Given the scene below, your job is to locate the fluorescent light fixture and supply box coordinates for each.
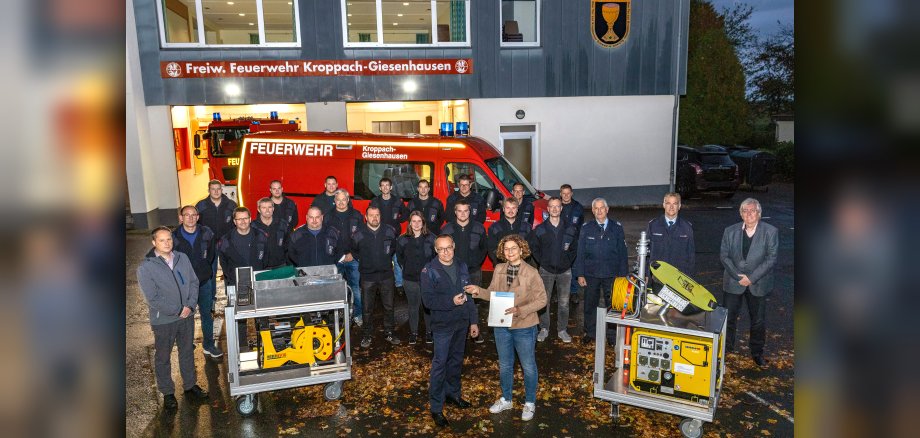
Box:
[398,13,403,17]
[238,13,246,16]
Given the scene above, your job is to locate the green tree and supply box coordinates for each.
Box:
[679,0,750,145]
[749,25,794,116]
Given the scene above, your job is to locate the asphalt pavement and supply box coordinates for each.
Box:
[125,183,794,437]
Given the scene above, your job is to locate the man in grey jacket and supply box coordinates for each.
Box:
[137,227,210,410]
[720,198,779,367]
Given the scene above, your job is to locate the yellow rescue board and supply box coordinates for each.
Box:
[649,261,717,312]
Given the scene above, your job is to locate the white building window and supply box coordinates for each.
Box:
[501,0,539,47]
[343,0,470,48]
[157,0,301,48]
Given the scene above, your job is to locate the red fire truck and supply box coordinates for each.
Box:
[194,112,300,202]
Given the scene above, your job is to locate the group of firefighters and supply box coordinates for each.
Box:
[137,174,777,426]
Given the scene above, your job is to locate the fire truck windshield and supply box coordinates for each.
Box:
[208,127,249,158]
[485,156,537,197]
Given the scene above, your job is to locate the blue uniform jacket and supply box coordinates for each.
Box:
[217,229,269,286]
[287,226,342,267]
[195,195,237,241]
[171,225,216,284]
[370,195,408,233]
[528,219,579,274]
[646,215,695,276]
[445,191,487,224]
[421,260,478,332]
[406,196,445,234]
[573,220,629,279]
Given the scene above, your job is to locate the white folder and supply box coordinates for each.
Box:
[488,291,515,327]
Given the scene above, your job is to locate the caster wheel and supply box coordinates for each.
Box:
[324,382,343,401]
[679,418,703,438]
[236,394,256,416]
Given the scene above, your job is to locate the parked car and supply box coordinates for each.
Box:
[675,145,740,198]
[728,149,776,191]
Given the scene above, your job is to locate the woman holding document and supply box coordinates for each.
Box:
[464,234,547,421]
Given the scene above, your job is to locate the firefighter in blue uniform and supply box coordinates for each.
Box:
[500,183,535,225]
[645,192,695,277]
[217,207,269,349]
[445,174,487,224]
[370,177,409,291]
[559,184,585,304]
[269,179,299,231]
[421,235,479,427]
[406,179,445,234]
[172,205,221,358]
[251,197,291,269]
[487,197,533,265]
[287,206,344,267]
[573,198,628,343]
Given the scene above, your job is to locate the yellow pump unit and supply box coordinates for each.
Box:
[629,328,723,406]
[259,317,334,369]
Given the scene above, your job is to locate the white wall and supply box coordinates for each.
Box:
[776,120,794,143]
[306,101,347,132]
[470,96,675,192]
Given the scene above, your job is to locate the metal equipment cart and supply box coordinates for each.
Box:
[593,305,728,438]
[225,265,352,416]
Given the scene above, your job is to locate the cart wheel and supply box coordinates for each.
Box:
[324,382,343,401]
[236,394,256,417]
[679,418,703,438]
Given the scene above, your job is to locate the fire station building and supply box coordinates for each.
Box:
[127,0,689,228]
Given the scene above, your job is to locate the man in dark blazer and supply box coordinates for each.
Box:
[720,198,779,367]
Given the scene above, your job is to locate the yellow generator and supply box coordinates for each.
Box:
[629,328,723,406]
[257,316,334,369]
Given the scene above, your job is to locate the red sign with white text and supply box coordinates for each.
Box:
[160,59,473,78]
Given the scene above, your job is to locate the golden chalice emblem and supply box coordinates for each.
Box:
[600,3,621,42]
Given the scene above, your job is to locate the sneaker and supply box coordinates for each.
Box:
[384,332,401,345]
[489,397,513,414]
[203,345,224,358]
[425,331,434,344]
[408,333,418,345]
[558,330,572,343]
[360,336,372,348]
[353,316,363,327]
[474,334,485,344]
[521,402,536,421]
[537,328,549,342]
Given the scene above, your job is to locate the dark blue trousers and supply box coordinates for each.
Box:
[429,324,468,413]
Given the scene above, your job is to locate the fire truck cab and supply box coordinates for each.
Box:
[194,112,300,201]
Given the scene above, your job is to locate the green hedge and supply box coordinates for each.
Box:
[764,141,794,181]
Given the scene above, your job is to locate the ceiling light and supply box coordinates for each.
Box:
[248,23,254,26]
[402,80,418,93]
[393,22,398,26]
[227,1,234,4]
[224,84,241,97]
[397,13,403,17]
[289,2,293,4]
[239,13,246,16]
[403,2,409,5]
[347,14,352,17]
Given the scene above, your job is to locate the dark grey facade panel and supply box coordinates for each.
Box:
[135,0,688,106]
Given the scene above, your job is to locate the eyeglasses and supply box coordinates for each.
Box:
[435,247,454,253]
[503,246,520,253]
[741,208,759,214]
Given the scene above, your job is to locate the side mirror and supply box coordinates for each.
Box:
[193,134,202,157]
[484,189,500,211]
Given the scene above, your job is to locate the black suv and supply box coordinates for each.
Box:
[675,145,740,198]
